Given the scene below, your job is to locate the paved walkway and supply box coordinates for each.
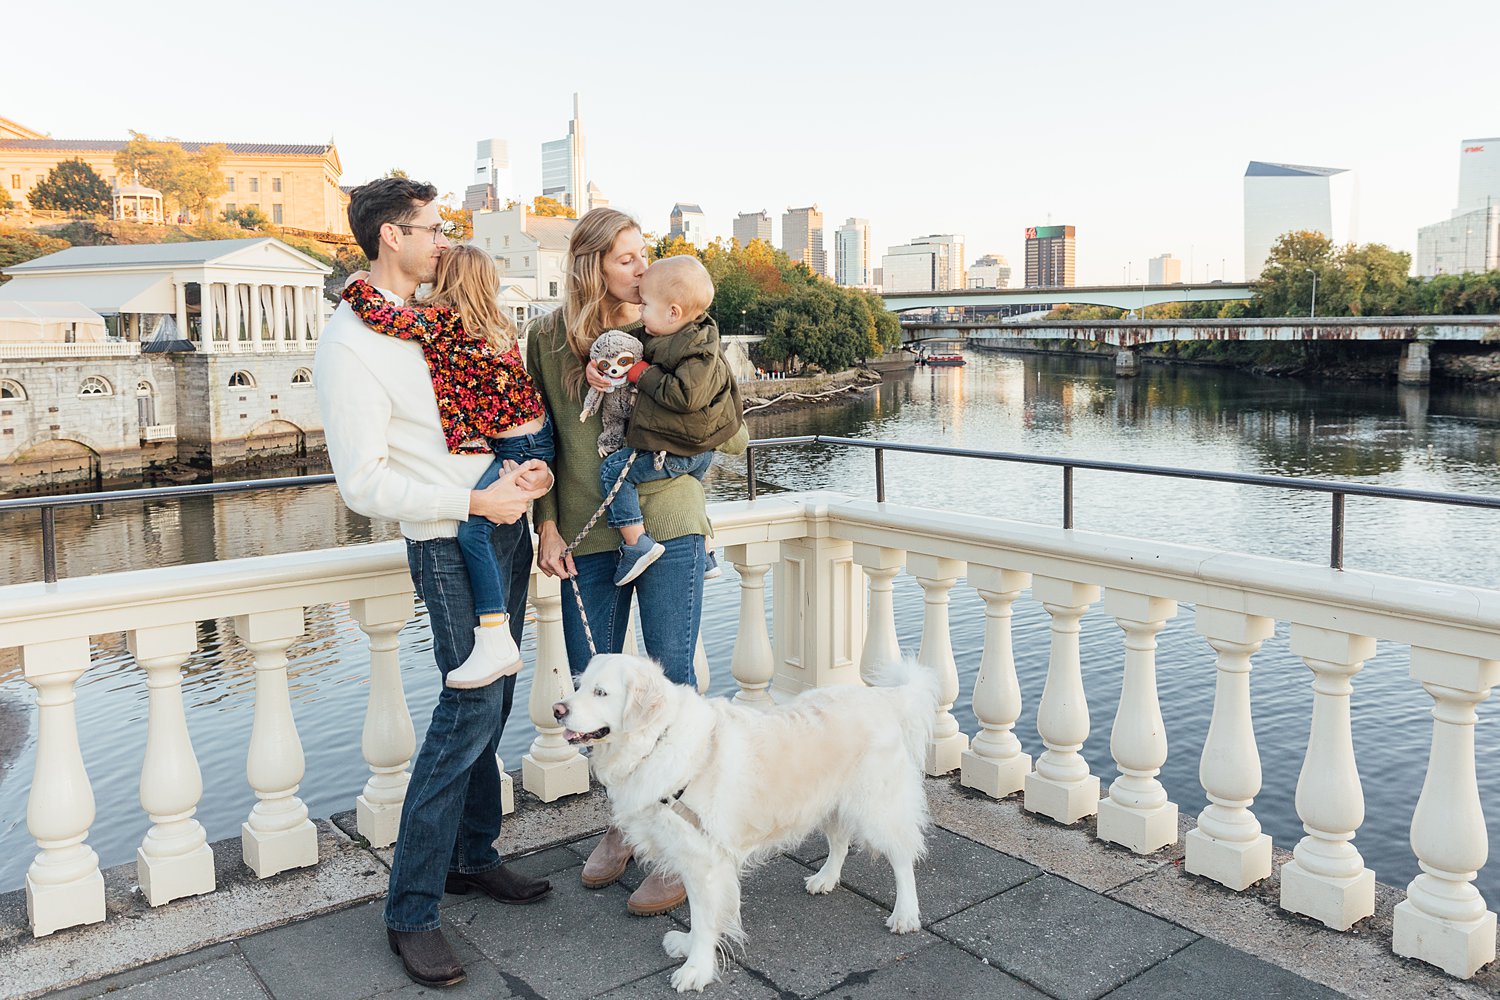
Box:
[44,827,1347,1000]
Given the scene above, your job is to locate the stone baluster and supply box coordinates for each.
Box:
[1279,625,1377,930]
[1097,592,1179,854]
[1393,649,1499,979]
[234,609,318,878]
[960,566,1031,798]
[1023,577,1101,824]
[129,623,214,906]
[523,572,589,801]
[906,553,968,775]
[22,637,104,937]
[1185,608,1275,890]
[852,544,905,683]
[495,755,516,815]
[727,541,778,706]
[350,594,416,849]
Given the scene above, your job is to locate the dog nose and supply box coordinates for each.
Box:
[552,701,567,720]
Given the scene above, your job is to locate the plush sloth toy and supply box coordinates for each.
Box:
[580,329,646,457]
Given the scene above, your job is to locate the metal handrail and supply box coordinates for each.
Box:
[5,437,1499,582]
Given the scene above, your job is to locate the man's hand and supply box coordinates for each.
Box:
[536,520,576,579]
[584,362,614,392]
[470,460,552,525]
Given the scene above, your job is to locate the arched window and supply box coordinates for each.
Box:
[136,380,154,396]
[79,376,114,397]
[228,370,256,388]
[291,368,312,385]
[0,379,25,400]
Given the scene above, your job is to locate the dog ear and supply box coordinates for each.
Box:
[622,661,668,733]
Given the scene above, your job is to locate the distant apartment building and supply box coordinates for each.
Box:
[834,218,871,286]
[1242,161,1356,280]
[1417,138,1500,276]
[669,203,707,246]
[0,114,350,234]
[464,138,511,213]
[782,205,826,275]
[733,211,772,247]
[1024,225,1076,287]
[881,234,965,293]
[1148,253,1182,285]
[541,94,587,212]
[471,203,576,323]
[967,253,1011,289]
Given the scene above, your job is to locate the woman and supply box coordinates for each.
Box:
[527,208,738,916]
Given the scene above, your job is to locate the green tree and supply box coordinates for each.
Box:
[1332,242,1411,317]
[530,195,576,219]
[383,168,411,179]
[0,226,70,283]
[28,158,112,214]
[221,205,270,229]
[0,186,11,211]
[113,133,227,220]
[1253,231,1337,317]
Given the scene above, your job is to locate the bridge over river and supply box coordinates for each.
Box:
[897,315,1500,381]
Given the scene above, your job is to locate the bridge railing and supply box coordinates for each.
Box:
[2,470,1497,980]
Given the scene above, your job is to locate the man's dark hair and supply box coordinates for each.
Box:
[347,178,439,260]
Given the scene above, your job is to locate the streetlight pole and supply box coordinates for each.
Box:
[1306,267,1318,318]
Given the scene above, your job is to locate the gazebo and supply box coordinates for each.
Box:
[112,179,164,224]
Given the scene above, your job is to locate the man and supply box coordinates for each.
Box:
[315,177,553,988]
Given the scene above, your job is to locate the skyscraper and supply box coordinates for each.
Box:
[1024,225,1076,287]
[541,94,587,212]
[669,203,706,246]
[1242,161,1356,280]
[967,254,1011,289]
[834,218,871,286]
[464,138,511,213]
[733,211,772,247]
[782,206,826,275]
[880,235,965,293]
[1148,253,1182,285]
[1417,138,1500,276]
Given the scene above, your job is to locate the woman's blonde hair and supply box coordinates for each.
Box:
[559,207,642,398]
[420,244,517,354]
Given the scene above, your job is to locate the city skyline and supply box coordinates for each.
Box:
[2,0,1492,284]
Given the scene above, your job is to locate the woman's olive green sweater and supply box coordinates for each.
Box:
[526,310,712,558]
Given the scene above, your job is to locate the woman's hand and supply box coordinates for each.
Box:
[470,460,552,525]
[536,520,576,579]
[584,362,614,392]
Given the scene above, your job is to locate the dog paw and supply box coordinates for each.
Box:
[670,961,716,992]
[886,910,921,934]
[804,871,839,895]
[663,930,691,959]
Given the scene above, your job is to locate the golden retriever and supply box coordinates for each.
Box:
[552,653,939,992]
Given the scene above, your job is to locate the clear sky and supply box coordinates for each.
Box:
[5,0,1495,284]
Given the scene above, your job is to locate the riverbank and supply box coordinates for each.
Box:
[971,338,1500,384]
[741,367,884,413]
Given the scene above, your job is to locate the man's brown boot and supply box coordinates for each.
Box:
[581,826,633,889]
[627,869,687,916]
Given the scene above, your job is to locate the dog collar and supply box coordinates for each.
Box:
[660,786,703,831]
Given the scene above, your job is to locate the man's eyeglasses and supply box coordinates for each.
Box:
[388,221,447,242]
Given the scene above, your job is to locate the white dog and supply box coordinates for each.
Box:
[553,653,940,993]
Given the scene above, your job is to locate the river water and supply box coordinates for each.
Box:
[1,349,1498,907]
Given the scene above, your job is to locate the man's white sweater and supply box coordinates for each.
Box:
[314,295,488,540]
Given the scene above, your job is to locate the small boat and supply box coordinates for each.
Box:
[922,353,966,367]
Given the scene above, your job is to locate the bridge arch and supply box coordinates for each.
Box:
[244,418,306,459]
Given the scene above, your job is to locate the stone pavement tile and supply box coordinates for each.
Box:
[596,963,786,999]
[238,899,417,999]
[364,932,515,999]
[811,940,1049,1000]
[932,874,1198,1000]
[45,944,242,1000]
[733,855,936,998]
[1100,938,1347,999]
[447,860,682,1000]
[790,827,1041,926]
[51,952,270,1000]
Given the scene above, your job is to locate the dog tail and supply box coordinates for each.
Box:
[864,657,941,769]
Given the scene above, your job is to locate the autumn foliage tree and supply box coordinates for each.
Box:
[530,195,576,219]
[113,133,228,220]
[28,159,112,215]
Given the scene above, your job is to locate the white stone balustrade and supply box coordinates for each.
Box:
[2,493,1499,984]
[1280,625,1377,930]
[1024,576,1102,824]
[1097,591,1178,854]
[907,553,969,776]
[960,566,1031,798]
[129,623,214,906]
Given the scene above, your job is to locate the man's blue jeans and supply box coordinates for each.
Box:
[384,525,531,933]
[457,416,554,617]
[598,448,712,529]
[560,533,704,686]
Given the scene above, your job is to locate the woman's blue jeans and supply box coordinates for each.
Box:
[559,534,705,686]
[384,524,531,933]
[457,417,554,617]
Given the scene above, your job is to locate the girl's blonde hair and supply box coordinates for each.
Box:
[559,207,642,398]
[420,244,517,354]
